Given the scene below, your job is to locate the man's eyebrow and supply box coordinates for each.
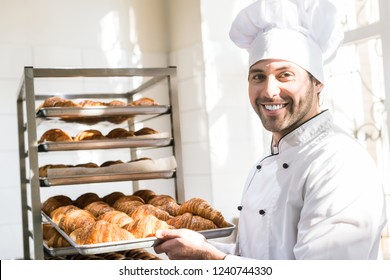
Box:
[248,65,292,75]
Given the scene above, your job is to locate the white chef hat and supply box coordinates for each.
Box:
[229,0,344,83]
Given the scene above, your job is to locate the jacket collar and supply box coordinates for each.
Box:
[274,110,333,154]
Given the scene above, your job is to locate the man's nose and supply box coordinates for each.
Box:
[264,77,280,98]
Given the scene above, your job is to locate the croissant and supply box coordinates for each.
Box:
[134,127,159,136]
[178,198,230,228]
[46,230,71,248]
[114,195,145,204]
[132,189,156,203]
[39,96,66,108]
[74,129,106,141]
[41,195,73,215]
[100,160,124,167]
[130,204,171,221]
[84,201,115,217]
[79,100,106,107]
[113,200,144,216]
[75,162,99,168]
[148,195,180,216]
[102,191,125,206]
[123,215,172,238]
[51,205,96,234]
[69,220,135,245]
[97,210,134,228]
[38,128,73,144]
[39,164,70,177]
[74,192,101,209]
[106,128,135,138]
[167,213,217,231]
[129,97,158,106]
[106,100,126,106]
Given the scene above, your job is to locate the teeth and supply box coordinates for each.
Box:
[264,104,285,111]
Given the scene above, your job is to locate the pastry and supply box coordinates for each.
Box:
[102,191,125,206]
[148,195,180,216]
[106,128,135,138]
[73,129,106,141]
[133,189,157,203]
[167,213,218,231]
[97,210,133,228]
[69,220,135,245]
[134,127,159,136]
[74,192,101,209]
[178,198,230,228]
[84,201,115,217]
[38,128,73,143]
[123,215,172,238]
[129,97,158,106]
[41,195,73,215]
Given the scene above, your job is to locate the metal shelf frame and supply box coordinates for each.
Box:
[16,66,184,260]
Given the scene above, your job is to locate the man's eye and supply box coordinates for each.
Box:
[279,72,294,80]
[249,74,266,81]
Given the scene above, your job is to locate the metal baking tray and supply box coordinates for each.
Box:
[36,105,170,118]
[38,137,172,152]
[42,212,236,256]
[40,170,175,187]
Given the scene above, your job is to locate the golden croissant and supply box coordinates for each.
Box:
[167,213,217,231]
[97,210,134,228]
[123,215,173,238]
[70,220,135,245]
[84,201,115,217]
[130,204,171,221]
[148,195,180,216]
[51,205,96,234]
[178,198,229,228]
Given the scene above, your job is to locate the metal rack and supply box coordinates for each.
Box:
[16,67,184,260]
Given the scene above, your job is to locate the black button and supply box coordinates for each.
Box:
[282,163,289,169]
[259,209,266,216]
[237,206,243,211]
[256,165,262,170]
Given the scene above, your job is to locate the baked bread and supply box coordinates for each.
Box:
[38,128,73,143]
[129,97,158,106]
[84,201,115,217]
[123,215,173,238]
[113,200,144,216]
[74,129,106,141]
[148,195,180,216]
[106,128,135,138]
[178,198,230,228]
[79,100,106,107]
[97,210,134,228]
[50,205,96,234]
[106,100,126,106]
[100,160,124,167]
[69,220,135,245]
[74,192,101,209]
[130,204,171,221]
[39,164,71,177]
[102,191,125,206]
[42,195,73,215]
[133,189,157,203]
[167,213,218,231]
[134,127,159,136]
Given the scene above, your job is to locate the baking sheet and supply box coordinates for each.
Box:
[40,170,175,186]
[42,212,236,256]
[36,105,170,118]
[38,137,172,152]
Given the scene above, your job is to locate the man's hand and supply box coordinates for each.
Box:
[154,228,227,260]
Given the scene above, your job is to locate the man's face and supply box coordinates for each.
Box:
[248,59,324,142]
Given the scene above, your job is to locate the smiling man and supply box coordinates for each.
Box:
[154,0,387,260]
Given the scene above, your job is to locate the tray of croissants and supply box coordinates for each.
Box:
[36,96,169,124]
[37,127,171,152]
[39,156,177,186]
[41,189,235,256]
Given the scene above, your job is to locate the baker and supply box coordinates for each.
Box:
[154,0,387,259]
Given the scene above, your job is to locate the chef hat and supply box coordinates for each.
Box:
[229,0,344,83]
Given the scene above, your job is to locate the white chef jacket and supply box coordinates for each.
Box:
[215,110,387,260]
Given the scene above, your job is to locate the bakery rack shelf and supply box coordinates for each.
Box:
[16,67,184,260]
